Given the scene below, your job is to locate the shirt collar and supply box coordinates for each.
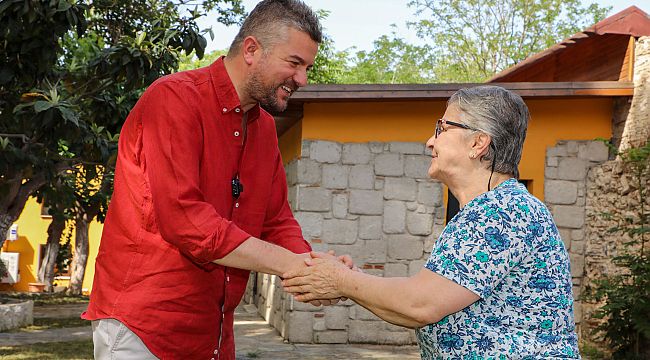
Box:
[210,56,261,121]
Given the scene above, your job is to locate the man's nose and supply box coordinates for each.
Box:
[294,68,308,87]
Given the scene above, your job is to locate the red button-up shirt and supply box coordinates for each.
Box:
[83,57,310,359]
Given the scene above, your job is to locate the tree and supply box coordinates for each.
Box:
[408,0,611,82]
[339,30,435,84]
[0,0,245,291]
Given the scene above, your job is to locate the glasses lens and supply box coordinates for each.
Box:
[435,119,442,138]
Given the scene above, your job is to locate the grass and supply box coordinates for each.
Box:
[0,340,93,360]
[5,317,89,333]
[1,292,89,306]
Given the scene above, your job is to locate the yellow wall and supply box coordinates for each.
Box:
[301,98,613,200]
[1,197,100,293]
[278,120,303,164]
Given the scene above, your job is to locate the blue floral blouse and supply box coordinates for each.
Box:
[416,179,580,359]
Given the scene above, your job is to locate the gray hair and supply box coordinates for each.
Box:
[448,85,529,178]
[227,0,322,56]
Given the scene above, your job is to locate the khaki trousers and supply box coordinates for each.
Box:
[92,318,158,360]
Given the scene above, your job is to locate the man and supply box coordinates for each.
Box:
[83,1,343,358]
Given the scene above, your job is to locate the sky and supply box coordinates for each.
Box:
[196,0,646,53]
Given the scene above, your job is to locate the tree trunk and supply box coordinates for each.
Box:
[0,176,48,249]
[38,218,65,292]
[67,214,89,295]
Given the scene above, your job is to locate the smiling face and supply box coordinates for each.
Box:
[244,27,318,112]
[425,104,474,182]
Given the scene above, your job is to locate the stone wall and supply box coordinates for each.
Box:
[543,140,610,334]
[579,36,650,345]
[250,140,445,344]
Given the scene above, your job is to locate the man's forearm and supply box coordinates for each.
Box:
[212,236,307,275]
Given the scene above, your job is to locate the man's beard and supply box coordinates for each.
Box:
[245,68,295,113]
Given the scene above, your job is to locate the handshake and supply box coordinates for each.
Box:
[281,251,360,306]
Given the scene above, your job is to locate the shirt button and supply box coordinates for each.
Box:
[235,108,241,113]
[235,202,239,208]
[222,107,227,113]
[234,131,240,137]
[213,350,218,355]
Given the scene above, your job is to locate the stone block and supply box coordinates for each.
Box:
[374,179,384,190]
[557,158,588,180]
[384,177,417,201]
[296,159,321,185]
[571,229,584,241]
[404,155,431,179]
[301,140,311,158]
[409,259,427,276]
[547,145,567,157]
[342,143,372,164]
[552,205,585,229]
[359,216,382,240]
[406,211,433,236]
[545,166,558,179]
[349,165,374,189]
[579,141,609,162]
[384,263,408,277]
[350,304,380,320]
[294,212,323,239]
[387,235,424,260]
[363,240,388,263]
[417,181,442,206]
[287,311,314,343]
[546,157,558,167]
[389,142,424,154]
[310,141,342,163]
[313,318,326,331]
[297,187,331,212]
[332,193,348,219]
[368,142,385,154]
[315,330,348,344]
[569,253,585,277]
[325,306,349,330]
[573,302,582,323]
[349,190,384,215]
[383,201,406,233]
[349,320,383,343]
[375,153,404,176]
[544,180,578,205]
[322,164,349,189]
[571,240,585,255]
[566,141,579,155]
[322,219,358,244]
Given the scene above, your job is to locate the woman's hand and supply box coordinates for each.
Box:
[282,254,350,302]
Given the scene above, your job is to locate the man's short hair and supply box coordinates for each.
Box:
[228,0,322,56]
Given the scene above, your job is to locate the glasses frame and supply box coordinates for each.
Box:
[434,118,479,138]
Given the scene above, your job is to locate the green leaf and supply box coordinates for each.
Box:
[34,101,54,113]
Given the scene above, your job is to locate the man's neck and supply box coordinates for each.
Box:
[223,55,257,113]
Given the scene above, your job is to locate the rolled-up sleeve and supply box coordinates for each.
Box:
[260,151,311,254]
[140,81,250,267]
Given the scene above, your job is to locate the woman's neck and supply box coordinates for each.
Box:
[447,171,512,208]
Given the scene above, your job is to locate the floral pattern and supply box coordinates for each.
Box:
[416,179,580,359]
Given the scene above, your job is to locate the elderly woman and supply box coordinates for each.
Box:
[283,85,579,359]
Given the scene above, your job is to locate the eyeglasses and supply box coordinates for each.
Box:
[434,118,479,138]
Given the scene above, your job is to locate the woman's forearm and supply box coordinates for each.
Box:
[339,270,442,328]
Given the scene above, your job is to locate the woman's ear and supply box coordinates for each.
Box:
[471,132,492,158]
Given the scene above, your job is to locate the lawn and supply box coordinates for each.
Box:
[0,340,93,360]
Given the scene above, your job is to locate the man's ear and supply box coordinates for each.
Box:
[242,36,262,65]
[472,132,492,158]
